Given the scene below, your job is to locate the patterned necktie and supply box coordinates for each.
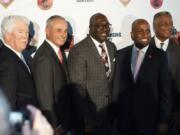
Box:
[58,48,63,64]
[99,44,111,79]
[134,50,144,81]
[160,42,164,51]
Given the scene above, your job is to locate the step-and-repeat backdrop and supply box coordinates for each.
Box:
[0,0,180,49]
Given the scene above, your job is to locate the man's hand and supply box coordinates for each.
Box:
[157,123,168,135]
[54,125,65,135]
[22,105,54,135]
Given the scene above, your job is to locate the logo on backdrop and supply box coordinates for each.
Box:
[0,0,13,8]
[150,0,163,9]
[119,0,131,6]
[37,0,53,10]
[108,32,121,41]
[76,0,94,2]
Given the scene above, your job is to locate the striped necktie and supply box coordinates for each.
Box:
[99,44,111,79]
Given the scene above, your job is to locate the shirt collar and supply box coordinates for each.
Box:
[154,36,169,51]
[3,41,22,58]
[46,39,60,55]
[133,44,149,54]
[90,36,106,46]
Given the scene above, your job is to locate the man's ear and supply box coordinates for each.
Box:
[130,32,134,41]
[4,32,11,42]
[45,27,49,37]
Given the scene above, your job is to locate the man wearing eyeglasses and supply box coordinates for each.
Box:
[68,13,117,135]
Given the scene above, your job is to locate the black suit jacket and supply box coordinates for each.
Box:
[32,40,69,128]
[0,45,38,110]
[112,45,172,133]
[151,37,180,112]
[0,40,3,48]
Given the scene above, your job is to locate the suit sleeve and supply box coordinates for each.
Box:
[0,60,18,109]
[159,53,172,123]
[32,56,57,127]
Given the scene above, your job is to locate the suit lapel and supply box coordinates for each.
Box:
[127,46,134,82]
[86,36,111,79]
[135,45,154,82]
[106,40,115,80]
[87,36,102,60]
[44,41,68,78]
[3,46,31,75]
[44,41,60,65]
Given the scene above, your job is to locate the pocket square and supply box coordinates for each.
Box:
[113,58,116,62]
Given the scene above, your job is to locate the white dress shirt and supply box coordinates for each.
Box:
[131,45,149,75]
[154,36,169,51]
[90,36,111,71]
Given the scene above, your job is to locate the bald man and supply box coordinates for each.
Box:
[112,19,171,135]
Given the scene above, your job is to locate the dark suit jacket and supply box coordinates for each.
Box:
[151,37,180,112]
[68,35,117,134]
[112,45,172,134]
[0,45,38,110]
[0,40,3,48]
[32,40,69,128]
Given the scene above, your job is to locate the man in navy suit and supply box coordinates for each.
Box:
[112,19,172,135]
[0,15,38,110]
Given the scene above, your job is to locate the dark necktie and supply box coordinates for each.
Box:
[99,44,111,79]
[160,42,164,51]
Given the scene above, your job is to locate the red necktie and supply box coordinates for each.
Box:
[58,49,63,63]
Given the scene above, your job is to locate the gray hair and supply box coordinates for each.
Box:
[153,11,172,27]
[1,15,30,39]
[0,89,10,135]
[46,15,66,28]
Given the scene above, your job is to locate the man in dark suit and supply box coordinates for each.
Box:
[0,39,3,48]
[112,19,171,135]
[32,15,69,134]
[68,13,117,135]
[151,11,180,135]
[0,15,38,110]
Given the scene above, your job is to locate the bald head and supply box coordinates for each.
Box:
[131,19,151,49]
[89,13,111,43]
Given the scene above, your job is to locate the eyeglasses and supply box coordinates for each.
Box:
[93,24,112,30]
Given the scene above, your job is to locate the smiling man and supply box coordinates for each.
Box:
[0,15,38,110]
[68,13,117,135]
[32,15,70,134]
[151,11,180,135]
[112,19,172,135]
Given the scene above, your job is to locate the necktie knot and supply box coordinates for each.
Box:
[99,44,105,52]
[160,42,164,50]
